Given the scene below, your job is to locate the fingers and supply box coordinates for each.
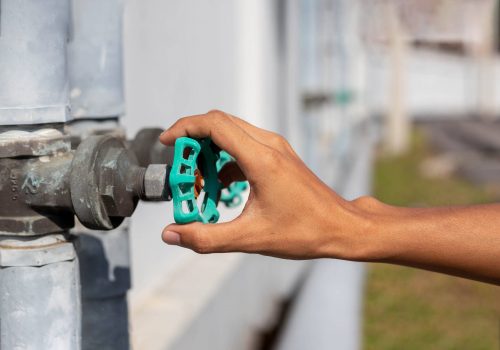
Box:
[159,110,265,172]
[162,219,251,254]
[225,114,299,159]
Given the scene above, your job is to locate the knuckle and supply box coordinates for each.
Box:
[210,112,231,130]
[207,109,228,122]
[263,132,294,157]
[270,133,289,150]
[207,109,223,116]
[173,116,190,128]
[262,148,283,170]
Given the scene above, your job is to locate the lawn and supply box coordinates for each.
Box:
[364,128,500,350]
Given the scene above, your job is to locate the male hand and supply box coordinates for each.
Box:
[159,110,370,260]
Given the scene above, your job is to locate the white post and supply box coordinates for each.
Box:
[474,0,497,120]
[385,2,410,155]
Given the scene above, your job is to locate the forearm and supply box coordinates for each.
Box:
[351,198,500,285]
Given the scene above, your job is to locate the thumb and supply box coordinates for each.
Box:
[162,219,247,254]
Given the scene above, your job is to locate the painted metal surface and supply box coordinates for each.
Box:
[0,131,75,237]
[0,0,71,124]
[0,234,81,349]
[0,0,81,347]
[75,222,131,350]
[68,2,131,348]
[0,234,76,266]
[68,0,126,118]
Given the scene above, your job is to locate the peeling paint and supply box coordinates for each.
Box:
[21,174,41,194]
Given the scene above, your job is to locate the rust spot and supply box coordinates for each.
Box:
[194,169,204,198]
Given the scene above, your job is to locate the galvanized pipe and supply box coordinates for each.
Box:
[0,1,81,349]
[74,222,131,350]
[68,0,125,118]
[0,0,72,125]
[0,235,81,349]
[68,1,130,349]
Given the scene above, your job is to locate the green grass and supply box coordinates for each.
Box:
[364,128,500,350]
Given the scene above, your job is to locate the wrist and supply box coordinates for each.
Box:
[338,196,397,262]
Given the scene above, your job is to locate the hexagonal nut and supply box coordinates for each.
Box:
[144,165,168,201]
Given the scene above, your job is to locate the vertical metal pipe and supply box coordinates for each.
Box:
[0,235,81,349]
[68,0,125,118]
[0,1,80,349]
[74,223,131,350]
[68,1,130,349]
[0,0,72,125]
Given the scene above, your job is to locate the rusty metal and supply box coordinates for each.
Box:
[70,135,143,230]
[194,168,204,198]
[0,130,170,235]
[0,132,74,236]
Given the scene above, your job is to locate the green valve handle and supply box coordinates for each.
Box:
[217,151,249,208]
[169,137,221,224]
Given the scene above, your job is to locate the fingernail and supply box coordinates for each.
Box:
[162,230,181,245]
[159,130,167,137]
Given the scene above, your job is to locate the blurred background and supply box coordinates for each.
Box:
[122,0,500,349]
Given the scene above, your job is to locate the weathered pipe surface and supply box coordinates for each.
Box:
[70,134,170,230]
[0,132,169,234]
[70,135,143,230]
[130,128,175,167]
[0,0,72,124]
[75,225,131,350]
[0,151,75,236]
[0,234,81,349]
[68,0,125,119]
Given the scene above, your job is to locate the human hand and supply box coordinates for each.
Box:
[159,110,371,260]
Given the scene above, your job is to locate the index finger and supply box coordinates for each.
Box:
[160,110,266,172]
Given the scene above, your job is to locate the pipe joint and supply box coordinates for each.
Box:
[0,132,170,234]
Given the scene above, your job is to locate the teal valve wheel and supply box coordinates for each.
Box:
[169,137,221,224]
[217,151,248,208]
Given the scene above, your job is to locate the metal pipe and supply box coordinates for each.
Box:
[0,0,81,348]
[68,1,130,348]
[0,0,72,125]
[0,235,81,349]
[74,222,131,350]
[68,0,125,119]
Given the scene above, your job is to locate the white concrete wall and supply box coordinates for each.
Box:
[122,1,372,349]
[123,1,308,349]
[123,0,240,306]
[367,50,500,118]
